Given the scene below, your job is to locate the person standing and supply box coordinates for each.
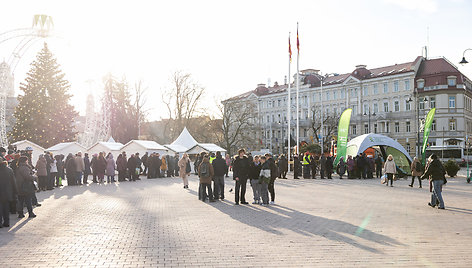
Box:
[302,152,311,179]
[178,153,190,188]
[326,156,333,179]
[410,157,423,188]
[249,155,262,204]
[173,154,180,177]
[141,152,149,176]
[259,156,270,206]
[83,153,91,184]
[0,160,17,227]
[293,155,301,179]
[337,157,346,179]
[198,154,215,202]
[44,152,54,190]
[347,155,355,179]
[49,155,58,187]
[383,154,396,187]
[233,149,250,205]
[166,155,173,177]
[90,154,98,183]
[278,155,288,179]
[225,154,231,178]
[74,152,85,185]
[116,154,127,182]
[15,156,36,218]
[106,153,116,183]
[96,152,107,183]
[35,155,48,191]
[65,153,76,186]
[212,152,227,200]
[127,154,138,181]
[135,153,142,180]
[160,155,167,178]
[421,154,446,209]
[375,155,383,179]
[266,153,277,205]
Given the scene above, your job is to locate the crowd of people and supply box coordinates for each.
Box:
[0,143,450,228]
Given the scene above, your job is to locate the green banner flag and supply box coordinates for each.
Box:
[334,108,352,167]
[422,108,436,164]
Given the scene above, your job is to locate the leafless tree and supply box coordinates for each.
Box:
[218,99,258,155]
[162,71,206,140]
[133,80,149,137]
[310,106,340,151]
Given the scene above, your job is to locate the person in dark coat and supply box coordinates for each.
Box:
[90,154,98,183]
[83,153,91,184]
[116,153,127,181]
[249,155,262,204]
[141,152,149,176]
[337,157,347,179]
[320,155,327,179]
[15,156,36,218]
[96,152,107,183]
[212,151,227,200]
[294,155,301,179]
[266,153,278,204]
[173,155,180,177]
[0,161,17,227]
[232,149,251,205]
[44,152,54,190]
[55,155,64,186]
[127,154,138,181]
[166,155,173,177]
[65,153,76,186]
[420,154,446,209]
[375,155,383,178]
[277,155,288,179]
[326,156,333,179]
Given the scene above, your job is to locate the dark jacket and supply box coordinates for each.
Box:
[421,159,445,181]
[116,155,127,172]
[198,157,214,184]
[0,163,17,202]
[232,155,251,180]
[249,161,262,180]
[267,157,277,180]
[278,156,288,173]
[141,154,148,166]
[84,156,91,174]
[65,155,76,176]
[95,157,107,174]
[212,155,227,177]
[15,163,36,196]
[127,156,137,170]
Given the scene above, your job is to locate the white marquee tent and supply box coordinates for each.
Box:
[87,141,124,157]
[164,127,198,154]
[121,140,168,157]
[186,143,226,156]
[11,140,45,164]
[346,133,412,172]
[46,142,87,156]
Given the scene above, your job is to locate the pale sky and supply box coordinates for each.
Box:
[1,0,472,121]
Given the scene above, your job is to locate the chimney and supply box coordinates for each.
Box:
[355,64,367,69]
[257,83,266,88]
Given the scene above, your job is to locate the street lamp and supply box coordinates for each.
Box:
[407,92,428,158]
[363,108,376,133]
[319,72,338,155]
[459,48,472,65]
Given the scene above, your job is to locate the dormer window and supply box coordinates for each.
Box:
[447,76,457,87]
[417,79,425,89]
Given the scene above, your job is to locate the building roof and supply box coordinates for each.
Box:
[226,56,423,101]
[169,127,199,150]
[123,140,168,151]
[416,57,471,88]
[11,140,45,150]
[193,143,227,152]
[89,141,124,151]
[47,142,86,151]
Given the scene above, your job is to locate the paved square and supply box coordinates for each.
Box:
[1,174,471,267]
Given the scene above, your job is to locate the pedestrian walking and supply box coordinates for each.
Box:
[259,156,270,206]
[383,154,396,187]
[96,152,107,183]
[410,157,423,188]
[375,155,383,178]
[278,155,288,179]
[293,155,301,179]
[337,157,346,179]
[326,156,333,179]
[178,153,190,188]
[74,152,85,185]
[421,154,446,209]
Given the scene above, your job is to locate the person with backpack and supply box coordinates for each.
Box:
[410,157,423,188]
[198,154,215,202]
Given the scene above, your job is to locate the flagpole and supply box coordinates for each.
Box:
[296,22,300,154]
[287,32,291,161]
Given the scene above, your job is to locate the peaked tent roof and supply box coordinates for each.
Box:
[164,144,189,153]
[107,136,116,143]
[123,140,168,151]
[88,141,124,151]
[47,142,86,151]
[346,133,412,162]
[12,140,45,151]
[190,143,227,152]
[169,127,198,150]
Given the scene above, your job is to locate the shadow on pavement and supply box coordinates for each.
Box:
[208,201,402,254]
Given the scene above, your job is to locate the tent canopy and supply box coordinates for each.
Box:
[87,141,124,155]
[164,144,188,154]
[46,142,87,156]
[169,127,198,150]
[346,133,412,172]
[186,143,226,156]
[121,140,168,156]
[12,140,45,164]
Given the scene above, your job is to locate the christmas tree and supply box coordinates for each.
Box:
[9,43,78,148]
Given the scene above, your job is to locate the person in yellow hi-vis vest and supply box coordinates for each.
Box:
[209,153,216,164]
[302,152,311,179]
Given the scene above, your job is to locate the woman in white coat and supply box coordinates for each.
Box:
[383,154,396,187]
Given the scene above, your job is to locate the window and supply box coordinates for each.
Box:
[350,88,358,97]
[395,122,400,133]
[363,103,369,114]
[303,129,307,137]
[374,123,378,133]
[278,114,281,123]
[419,99,425,110]
[406,143,411,153]
[448,76,457,87]
[333,90,337,100]
[352,104,358,115]
[429,96,436,108]
[394,100,399,112]
[313,93,317,102]
[333,107,337,115]
[449,96,456,108]
[271,115,274,122]
[405,80,410,91]
[303,96,308,106]
[394,81,399,92]
[352,124,357,135]
[386,122,390,133]
[266,115,270,123]
[373,103,378,113]
[341,89,345,98]
[405,99,411,111]
[417,79,425,89]
[383,83,388,93]
[325,92,330,101]
[278,99,281,107]
[383,102,389,112]
[406,121,411,132]
[364,124,369,134]
[449,119,456,131]
[269,101,272,108]
[363,86,368,96]
[373,84,378,95]
[432,120,436,131]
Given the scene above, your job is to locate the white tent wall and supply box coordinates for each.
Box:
[46,142,87,157]
[186,144,226,157]
[87,142,124,157]
[121,140,168,158]
[12,140,45,165]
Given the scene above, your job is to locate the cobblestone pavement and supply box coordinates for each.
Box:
[1,174,471,267]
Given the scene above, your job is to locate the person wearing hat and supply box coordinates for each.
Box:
[15,156,37,218]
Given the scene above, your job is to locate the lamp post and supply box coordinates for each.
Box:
[363,108,376,133]
[407,90,428,158]
[459,48,472,65]
[319,72,338,155]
